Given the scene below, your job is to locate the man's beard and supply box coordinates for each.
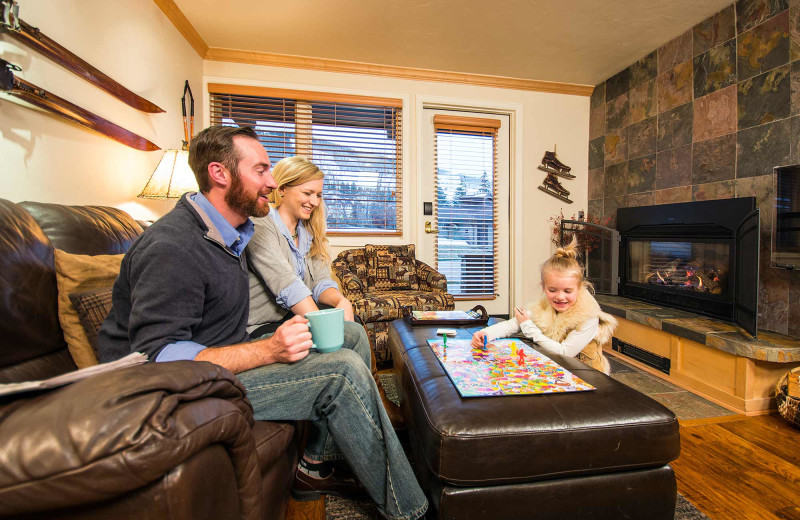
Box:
[226,170,270,218]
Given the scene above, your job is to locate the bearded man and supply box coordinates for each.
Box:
[97,126,428,520]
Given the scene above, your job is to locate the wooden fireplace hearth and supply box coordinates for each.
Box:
[597,295,800,415]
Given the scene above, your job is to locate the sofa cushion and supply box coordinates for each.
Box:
[21,201,143,255]
[364,244,419,291]
[251,420,297,470]
[0,199,66,373]
[354,290,455,323]
[69,287,114,356]
[53,250,123,368]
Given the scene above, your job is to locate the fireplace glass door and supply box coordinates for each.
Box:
[628,240,730,299]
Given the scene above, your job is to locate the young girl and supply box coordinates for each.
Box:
[471,237,616,374]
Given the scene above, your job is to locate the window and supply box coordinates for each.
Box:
[433,115,500,299]
[208,85,403,235]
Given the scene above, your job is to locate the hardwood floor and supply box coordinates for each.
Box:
[284,497,325,520]
[673,414,800,520]
[284,414,800,520]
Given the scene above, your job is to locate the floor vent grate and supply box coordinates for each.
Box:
[612,337,671,375]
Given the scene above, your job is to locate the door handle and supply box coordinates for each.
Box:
[425,221,439,234]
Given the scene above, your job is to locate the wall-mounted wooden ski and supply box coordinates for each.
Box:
[1,0,165,113]
[1,60,160,151]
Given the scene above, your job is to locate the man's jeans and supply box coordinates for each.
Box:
[237,321,428,520]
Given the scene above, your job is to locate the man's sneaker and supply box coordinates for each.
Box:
[291,465,369,502]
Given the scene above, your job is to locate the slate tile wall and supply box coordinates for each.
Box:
[588,0,800,336]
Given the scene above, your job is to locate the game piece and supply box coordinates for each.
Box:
[483,335,487,350]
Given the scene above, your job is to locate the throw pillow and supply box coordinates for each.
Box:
[53,249,123,368]
[69,287,114,357]
[364,244,419,291]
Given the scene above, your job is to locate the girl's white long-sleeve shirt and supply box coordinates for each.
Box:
[481,316,599,358]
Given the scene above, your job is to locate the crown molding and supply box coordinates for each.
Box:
[154,0,593,97]
[204,48,594,96]
[152,0,208,57]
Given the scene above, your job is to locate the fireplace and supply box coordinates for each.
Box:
[616,198,760,337]
[629,239,728,296]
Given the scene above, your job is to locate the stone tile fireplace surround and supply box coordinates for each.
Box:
[588,0,800,339]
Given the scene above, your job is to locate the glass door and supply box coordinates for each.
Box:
[419,108,510,315]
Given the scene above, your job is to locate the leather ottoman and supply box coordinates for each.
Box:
[389,319,681,520]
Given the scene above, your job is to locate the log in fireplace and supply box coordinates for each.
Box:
[616,198,760,337]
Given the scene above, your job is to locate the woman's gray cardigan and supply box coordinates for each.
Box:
[246,213,337,333]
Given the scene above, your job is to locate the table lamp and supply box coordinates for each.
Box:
[138,81,197,199]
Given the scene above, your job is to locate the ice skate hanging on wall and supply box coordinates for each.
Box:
[538,147,575,178]
[537,146,573,203]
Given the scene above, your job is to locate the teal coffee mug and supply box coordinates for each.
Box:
[306,308,345,353]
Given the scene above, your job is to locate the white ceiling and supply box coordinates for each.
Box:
[174,0,734,86]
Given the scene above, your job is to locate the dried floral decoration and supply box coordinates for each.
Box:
[549,210,612,253]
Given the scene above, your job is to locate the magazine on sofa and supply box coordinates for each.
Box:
[0,352,148,397]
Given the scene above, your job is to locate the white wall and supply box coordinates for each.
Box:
[0,0,203,220]
[203,61,590,306]
[0,0,590,307]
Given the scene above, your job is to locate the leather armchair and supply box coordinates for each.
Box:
[0,199,302,520]
[332,244,454,367]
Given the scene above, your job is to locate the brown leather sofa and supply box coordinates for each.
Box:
[0,199,303,520]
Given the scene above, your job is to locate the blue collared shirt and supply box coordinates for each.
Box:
[156,192,255,362]
[269,209,337,308]
[193,191,255,256]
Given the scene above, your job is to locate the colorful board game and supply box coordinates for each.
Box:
[427,338,595,397]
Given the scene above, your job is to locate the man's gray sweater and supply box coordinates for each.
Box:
[97,194,250,362]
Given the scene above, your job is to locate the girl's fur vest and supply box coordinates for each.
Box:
[529,284,617,374]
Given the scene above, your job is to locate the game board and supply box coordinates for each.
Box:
[411,310,476,320]
[427,338,595,397]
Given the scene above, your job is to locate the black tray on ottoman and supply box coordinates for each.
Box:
[388,319,681,520]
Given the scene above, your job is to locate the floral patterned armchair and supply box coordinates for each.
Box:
[332,244,454,367]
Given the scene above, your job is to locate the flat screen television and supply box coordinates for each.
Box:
[772,164,800,268]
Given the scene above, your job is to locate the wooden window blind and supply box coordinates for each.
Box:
[433,115,501,300]
[208,84,403,235]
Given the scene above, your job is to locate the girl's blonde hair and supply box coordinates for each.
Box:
[269,156,330,263]
[541,236,591,290]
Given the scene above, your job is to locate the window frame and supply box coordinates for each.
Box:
[207,83,404,237]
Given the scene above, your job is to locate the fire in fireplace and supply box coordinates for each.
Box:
[632,241,727,294]
[617,198,760,337]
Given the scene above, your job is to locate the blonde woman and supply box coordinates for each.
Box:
[247,156,354,335]
[246,156,404,426]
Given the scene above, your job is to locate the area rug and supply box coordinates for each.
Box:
[323,375,710,520]
[326,493,709,519]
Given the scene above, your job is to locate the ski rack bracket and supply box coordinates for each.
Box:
[1,0,20,32]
